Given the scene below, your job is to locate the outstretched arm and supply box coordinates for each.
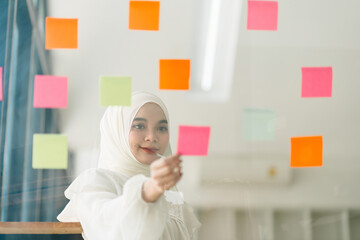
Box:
[142,154,183,202]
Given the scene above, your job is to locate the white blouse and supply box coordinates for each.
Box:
[57,168,201,240]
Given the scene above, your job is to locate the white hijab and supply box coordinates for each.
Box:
[98,91,172,178]
[57,92,183,224]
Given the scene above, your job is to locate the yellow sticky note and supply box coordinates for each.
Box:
[32,134,68,169]
[290,136,323,167]
[45,17,78,49]
[100,76,132,106]
[129,1,160,31]
[159,59,190,90]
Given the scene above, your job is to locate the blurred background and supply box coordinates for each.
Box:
[1,0,360,239]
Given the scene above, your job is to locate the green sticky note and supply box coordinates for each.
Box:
[242,108,276,141]
[32,134,68,169]
[100,76,132,106]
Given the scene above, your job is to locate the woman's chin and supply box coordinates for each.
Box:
[138,155,158,165]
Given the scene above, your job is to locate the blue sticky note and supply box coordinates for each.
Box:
[242,108,276,141]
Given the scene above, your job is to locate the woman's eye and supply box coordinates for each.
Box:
[158,126,168,132]
[133,124,145,130]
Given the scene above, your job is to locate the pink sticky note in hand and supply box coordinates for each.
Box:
[177,125,211,156]
[247,0,278,31]
[33,75,68,108]
[0,67,3,101]
[301,67,332,97]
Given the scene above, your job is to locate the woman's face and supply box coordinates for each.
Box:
[129,103,169,165]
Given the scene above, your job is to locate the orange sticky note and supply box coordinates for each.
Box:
[129,1,160,31]
[45,17,78,49]
[159,59,190,90]
[290,136,323,167]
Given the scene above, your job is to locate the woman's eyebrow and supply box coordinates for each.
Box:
[133,117,147,122]
[158,119,168,124]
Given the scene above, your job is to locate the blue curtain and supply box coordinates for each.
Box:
[0,1,81,239]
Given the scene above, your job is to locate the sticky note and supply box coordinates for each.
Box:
[301,67,332,97]
[129,1,160,31]
[32,134,68,169]
[45,17,78,49]
[0,67,3,101]
[159,59,190,90]
[242,108,275,141]
[177,125,211,156]
[247,0,278,31]
[100,76,132,106]
[290,136,323,167]
[33,75,68,108]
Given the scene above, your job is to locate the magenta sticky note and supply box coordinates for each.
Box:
[33,75,68,108]
[0,67,3,101]
[247,0,278,31]
[301,67,332,98]
[177,125,211,156]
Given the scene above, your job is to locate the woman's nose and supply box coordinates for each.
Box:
[144,130,157,142]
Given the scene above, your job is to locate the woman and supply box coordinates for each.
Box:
[58,91,201,240]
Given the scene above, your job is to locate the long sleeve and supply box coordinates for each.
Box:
[57,169,168,240]
[183,203,201,239]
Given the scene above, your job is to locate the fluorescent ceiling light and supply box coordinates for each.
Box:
[201,0,221,91]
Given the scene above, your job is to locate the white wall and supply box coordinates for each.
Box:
[48,0,196,152]
[48,0,360,211]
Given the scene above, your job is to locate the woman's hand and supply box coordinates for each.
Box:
[142,154,182,203]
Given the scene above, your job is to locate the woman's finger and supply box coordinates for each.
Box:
[151,156,181,174]
[151,154,182,169]
[154,166,182,185]
[153,158,182,178]
[153,161,182,177]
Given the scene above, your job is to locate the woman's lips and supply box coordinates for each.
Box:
[140,147,158,154]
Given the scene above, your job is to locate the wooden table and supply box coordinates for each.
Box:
[0,222,82,234]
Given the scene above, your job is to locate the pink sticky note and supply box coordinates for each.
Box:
[247,0,278,31]
[301,67,332,97]
[0,67,3,101]
[177,125,211,156]
[33,75,68,108]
